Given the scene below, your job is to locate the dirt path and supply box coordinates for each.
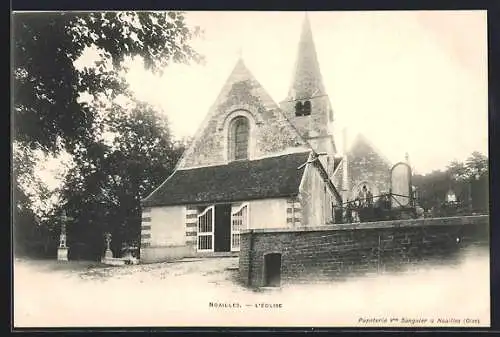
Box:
[14,252,490,328]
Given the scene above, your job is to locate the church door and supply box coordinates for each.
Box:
[214,204,232,252]
[197,206,214,252]
[231,203,249,252]
[264,253,282,287]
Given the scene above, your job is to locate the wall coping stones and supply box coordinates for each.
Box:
[240,215,489,234]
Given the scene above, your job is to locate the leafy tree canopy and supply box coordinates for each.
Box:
[412,151,488,213]
[447,151,488,181]
[13,11,203,154]
[12,11,203,258]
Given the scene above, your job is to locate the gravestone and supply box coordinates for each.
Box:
[101,233,126,266]
[390,162,412,209]
[104,232,113,259]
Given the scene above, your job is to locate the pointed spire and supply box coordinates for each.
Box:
[287,12,326,101]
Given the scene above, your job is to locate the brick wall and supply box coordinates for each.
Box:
[239,215,489,288]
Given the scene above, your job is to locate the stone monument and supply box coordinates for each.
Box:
[57,210,72,261]
[104,232,113,259]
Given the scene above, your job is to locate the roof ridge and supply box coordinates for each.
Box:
[175,150,312,172]
[141,151,311,207]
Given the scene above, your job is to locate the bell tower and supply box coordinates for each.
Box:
[280,12,337,175]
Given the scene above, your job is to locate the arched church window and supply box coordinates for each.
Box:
[230,116,249,161]
[295,102,303,116]
[295,101,311,116]
[302,101,311,116]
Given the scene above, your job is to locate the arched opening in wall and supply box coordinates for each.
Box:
[295,102,303,116]
[295,101,311,116]
[353,182,379,204]
[264,253,282,287]
[302,101,311,116]
[229,116,250,161]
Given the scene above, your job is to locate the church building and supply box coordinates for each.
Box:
[332,132,393,204]
[139,14,344,263]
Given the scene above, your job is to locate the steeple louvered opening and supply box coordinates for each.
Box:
[279,12,338,157]
[295,100,311,117]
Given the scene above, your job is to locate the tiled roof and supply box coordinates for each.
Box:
[142,151,311,207]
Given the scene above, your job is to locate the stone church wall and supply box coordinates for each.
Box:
[246,198,289,230]
[280,94,334,140]
[140,197,292,263]
[299,164,336,227]
[140,205,191,263]
[347,141,391,200]
[178,79,307,169]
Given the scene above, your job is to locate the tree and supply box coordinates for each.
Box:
[412,169,452,211]
[465,151,488,179]
[12,143,51,256]
[447,160,468,182]
[12,11,203,258]
[448,151,488,181]
[13,11,202,154]
[58,100,186,260]
[413,151,489,215]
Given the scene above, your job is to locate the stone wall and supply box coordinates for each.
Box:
[239,215,489,288]
[140,198,292,263]
[140,205,192,263]
[140,245,193,263]
[347,136,391,200]
[280,95,333,141]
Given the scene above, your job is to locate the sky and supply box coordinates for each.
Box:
[123,10,488,175]
[27,10,488,213]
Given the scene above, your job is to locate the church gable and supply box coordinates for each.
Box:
[330,134,392,200]
[177,59,309,170]
[347,134,391,197]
